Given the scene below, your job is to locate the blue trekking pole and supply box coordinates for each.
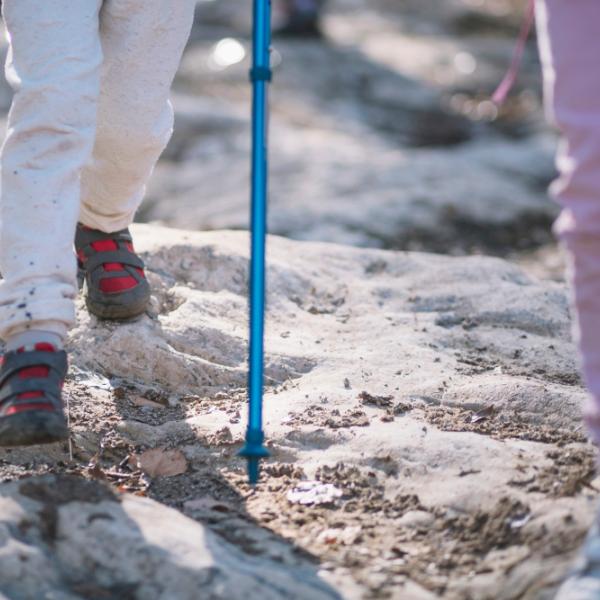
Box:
[238,0,272,485]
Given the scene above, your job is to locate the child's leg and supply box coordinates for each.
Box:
[0,0,101,445]
[536,0,600,444]
[78,0,196,233]
[538,4,600,595]
[0,0,103,343]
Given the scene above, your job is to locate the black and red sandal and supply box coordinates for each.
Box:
[0,343,69,446]
[75,223,151,320]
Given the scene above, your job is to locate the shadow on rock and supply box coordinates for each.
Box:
[0,474,341,600]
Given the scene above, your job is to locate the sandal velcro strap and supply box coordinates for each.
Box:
[75,224,147,286]
[0,350,68,388]
[0,375,63,406]
[83,250,145,274]
[0,349,67,415]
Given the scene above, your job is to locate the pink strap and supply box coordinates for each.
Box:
[492,0,536,105]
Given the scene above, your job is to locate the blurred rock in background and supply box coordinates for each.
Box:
[0,0,561,274]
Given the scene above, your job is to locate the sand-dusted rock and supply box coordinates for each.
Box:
[71,224,583,425]
[62,225,597,599]
[0,474,339,600]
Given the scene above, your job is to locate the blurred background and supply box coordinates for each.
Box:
[0,0,562,278]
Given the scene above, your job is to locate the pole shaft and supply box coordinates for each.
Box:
[248,0,271,434]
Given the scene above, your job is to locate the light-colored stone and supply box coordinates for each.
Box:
[0,475,339,600]
[71,225,584,431]
[397,510,436,529]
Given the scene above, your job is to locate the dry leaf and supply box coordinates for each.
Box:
[87,462,107,481]
[358,391,394,408]
[316,528,340,545]
[134,448,188,478]
[470,405,495,424]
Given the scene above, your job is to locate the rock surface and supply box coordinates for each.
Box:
[0,225,595,599]
[0,474,338,600]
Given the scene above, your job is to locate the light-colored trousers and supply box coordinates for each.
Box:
[0,0,195,341]
[536,1,600,443]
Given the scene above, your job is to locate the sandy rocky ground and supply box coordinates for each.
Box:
[0,1,593,599]
[0,225,594,600]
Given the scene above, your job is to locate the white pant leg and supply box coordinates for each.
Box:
[79,0,196,233]
[0,0,103,342]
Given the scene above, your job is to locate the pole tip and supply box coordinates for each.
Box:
[239,428,270,484]
[240,448,269,485]
[247,457,260,485]
[238,435,270,485]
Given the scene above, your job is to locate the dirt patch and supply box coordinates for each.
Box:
[0,372,593,599]
[398,498,530,594]
[212,463,585,599]
[422,404,587,446]
[382,212,555,258]
[451,349,582,388]
[526,447,597,497]
[285,404,370,429]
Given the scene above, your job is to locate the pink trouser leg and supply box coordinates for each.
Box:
[536,1,600,442]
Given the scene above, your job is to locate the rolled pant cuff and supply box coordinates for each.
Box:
[1,319,69,345]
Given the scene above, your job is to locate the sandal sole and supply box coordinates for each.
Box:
[84,277,151,321]
[0,410,69,447]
